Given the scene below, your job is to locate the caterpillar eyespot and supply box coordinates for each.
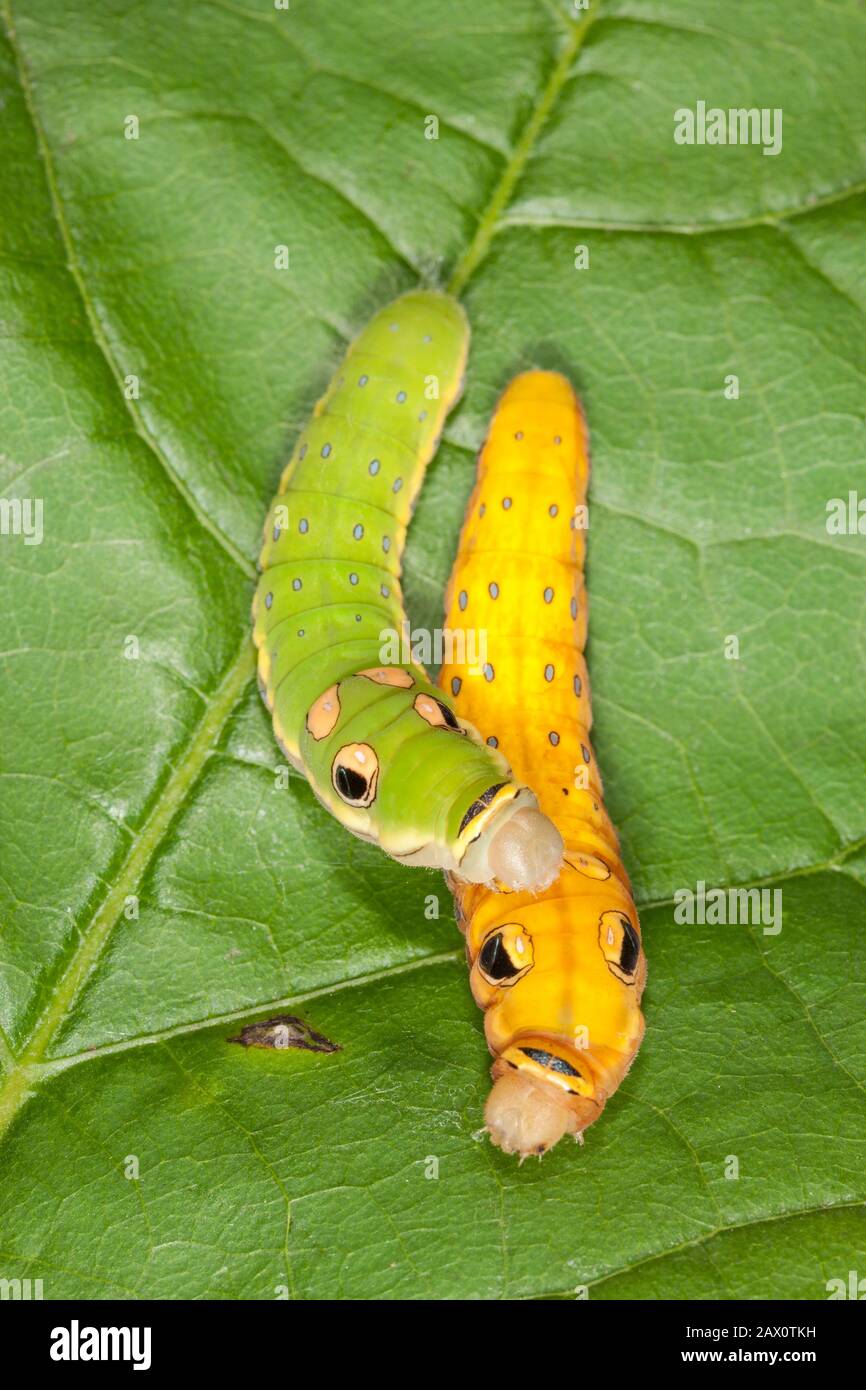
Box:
[358,667,414,688]
[566,852,611,880]
[475,923,534,989]
[599,909,641,983]
[457,782,510,838]
[252,292,564,889]
[519,1047,582,1079]
[414,693,462,731]
[332,743,379,807]
[306,684,341,740]
[439,371,647,1159]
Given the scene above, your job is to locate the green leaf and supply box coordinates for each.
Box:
[1,0,864,1300]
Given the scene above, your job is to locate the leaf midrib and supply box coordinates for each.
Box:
[0,632,256,1133]
[0,0,600,1137]
[0,0,860,1191]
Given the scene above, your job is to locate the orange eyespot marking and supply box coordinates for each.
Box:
[475,922,534,988]
[332,743,379,807]
[414,693,461,731]
[306,683,341,740]
[358,667,414,687]
[568,853,611,880]
[599,909,641,984]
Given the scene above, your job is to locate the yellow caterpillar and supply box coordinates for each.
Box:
[439,372,647,1158]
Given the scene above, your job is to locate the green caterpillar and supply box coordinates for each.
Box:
[252,290,563,891]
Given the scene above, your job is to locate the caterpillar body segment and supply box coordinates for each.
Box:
[253,294,563,888]
[440,371,646,1155]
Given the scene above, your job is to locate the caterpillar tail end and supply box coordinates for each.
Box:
[483,1071,601,1159]
[486,806,564,893]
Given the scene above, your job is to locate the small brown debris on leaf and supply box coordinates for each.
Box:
[228,1014,340,1053]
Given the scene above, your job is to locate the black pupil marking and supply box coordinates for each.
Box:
[619,917,640,975]
[436,700,460,730]
[478,933,520,981]
[335,765,368,801]
[458,782,507,836]
[519,1047,581,1078]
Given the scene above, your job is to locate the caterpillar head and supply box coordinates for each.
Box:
[458,795,564,892]
[299,669,564,891]
[473,893,646,1158]
[483,1032,604,1157]
[483,1069,599,1159]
